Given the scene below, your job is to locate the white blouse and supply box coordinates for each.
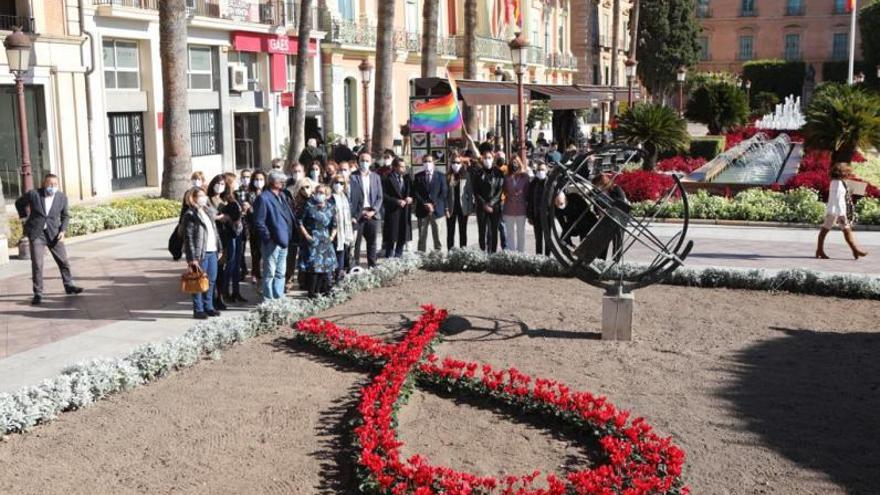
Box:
[826,179,847,217]
[333,193,355,250]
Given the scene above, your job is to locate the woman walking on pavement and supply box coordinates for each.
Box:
[816,162,868,259]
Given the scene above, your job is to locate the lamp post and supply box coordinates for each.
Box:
[358,58,373,154]
[745,79,752,104]
[676,66,687,116]
[4,28,34,195]
[509,32,528,165]
[494,66,504,150]
[876,65,880,81]
[625,58,637,107]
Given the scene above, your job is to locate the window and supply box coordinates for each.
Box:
[103,40,140,90]
[696,0,711,18]
[784,33,801,60]
[698,36,710,61]
[834,0,848,14]
[108,112,147,190]
[741,0,755,16]
[832,32,849,60]
[405,0,419,33]
[531,8,540,46]
[738,35,754,60]
[338,0,353,20]
[558,25,564,52]
[187,46,213,90]
[785,0,804,15]
[228,51,260,91]
[344,77,355,137]
[190,110,221,156]
[286,55,297,92]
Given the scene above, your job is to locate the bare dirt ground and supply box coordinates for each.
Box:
[1,271,878,495]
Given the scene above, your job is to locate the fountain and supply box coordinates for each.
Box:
[755,95,805,131]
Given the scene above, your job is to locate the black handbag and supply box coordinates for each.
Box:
[168,228,183,261]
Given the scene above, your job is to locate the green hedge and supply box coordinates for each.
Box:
[689,136,726,160]
[821,60,867,84]
[742,59,805,103]
[6,196,180,248]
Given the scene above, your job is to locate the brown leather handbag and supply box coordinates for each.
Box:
[181,266,209,294]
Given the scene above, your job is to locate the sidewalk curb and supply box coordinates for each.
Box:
[62,218,177,247]
[652,218,880,232]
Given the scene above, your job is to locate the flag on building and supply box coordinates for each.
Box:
[846,0,856,12]
[410,71,463,134]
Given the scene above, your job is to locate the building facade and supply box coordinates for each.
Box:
[571,0,633,88]
[695,0,861,79]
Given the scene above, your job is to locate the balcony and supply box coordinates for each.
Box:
[324,17,456,56]
[545,52,577,71]
[91,0,158,7]
[784,4,805,16]
[186,0,220,18]
[0,14,35,32]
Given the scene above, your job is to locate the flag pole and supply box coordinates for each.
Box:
[848,0,857,85]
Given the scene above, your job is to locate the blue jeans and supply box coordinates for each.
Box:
[223,234,242,296]
[261,241,288,300]
[192,252,218,314]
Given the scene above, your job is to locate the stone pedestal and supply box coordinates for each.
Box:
[602,292,634,341]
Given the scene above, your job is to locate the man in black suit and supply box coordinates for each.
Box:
[15,174,83,305]
[349,152,384,267]
[382,158,413,258]
[413,155,448,252]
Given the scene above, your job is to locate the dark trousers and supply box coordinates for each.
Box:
[353,217,379,268]
[335,245,350,281]
[306,271,332,298]
[223,234,242,296]
[285,243,300,286]
[239,231,249,277]
[534,218,546,255]
[498,214,508,250]
[29,233,74,295]
[446,212,468,250]
[249,229,262,279]
[476,208,502,253]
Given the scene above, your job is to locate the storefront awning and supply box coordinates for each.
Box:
[455,80,534,106]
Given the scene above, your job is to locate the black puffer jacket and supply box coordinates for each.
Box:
[180,206,222,262]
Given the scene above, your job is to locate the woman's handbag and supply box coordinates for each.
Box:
[181,266,209,294]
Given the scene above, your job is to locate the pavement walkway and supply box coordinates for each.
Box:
[1,218,877,393]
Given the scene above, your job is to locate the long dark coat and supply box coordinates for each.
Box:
[382,172,413,245]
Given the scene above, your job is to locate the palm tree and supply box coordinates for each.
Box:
[803,83,880,163]
[287,0,315,170]
[159,0,191,200]
[421,0,439,77]
[462,0,478,135]
[371,0,396,154]
[628,0,640,60]
[685,81,748,135]
[611,0,620,87]
[616,103,689,170]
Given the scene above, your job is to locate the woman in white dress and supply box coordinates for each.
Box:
[816,162,868,259]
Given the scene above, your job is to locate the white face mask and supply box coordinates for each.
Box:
[310,170,320,180]
[536,170,547,180]
[213,183,225,194]
[290,172,301,182]
[314,193,326,204]
[450,162,462,173]
[424,162,434,173]
[241,177,250,187]
[384,157,393,166]
[192,179,202,188]
[196,196,208,207]
[526,168,535,179]
[483,159,494,169]
[341,170,350,179]
[332,183,344,194]
[254,180,265,189]
[359,161,371,172]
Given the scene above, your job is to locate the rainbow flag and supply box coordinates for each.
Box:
[410,72,463,134]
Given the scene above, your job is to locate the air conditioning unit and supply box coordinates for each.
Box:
[230,65,248,92]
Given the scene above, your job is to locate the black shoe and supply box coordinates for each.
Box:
[206,310,221,317]
[193,312,208,320]
[214,301,228,311]
[65,285,84,295]
[231,293,248,303]
[31,295,42,305]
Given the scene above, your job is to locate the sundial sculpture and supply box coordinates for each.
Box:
[541,145,693,340]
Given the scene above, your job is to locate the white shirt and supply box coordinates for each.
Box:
[198,208,218,253]
[826,179,847,217]
[360,172,371,209]
[43,193,55,230]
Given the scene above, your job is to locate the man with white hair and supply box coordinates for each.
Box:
[252,170,294,300]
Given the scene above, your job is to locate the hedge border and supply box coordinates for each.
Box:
[3,250,879,437]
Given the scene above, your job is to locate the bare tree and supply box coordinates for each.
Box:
[159,0,191,200]
[462,0,478,135]
[371,0,396,154]
[287,0,315,170]
[421,0,439,77]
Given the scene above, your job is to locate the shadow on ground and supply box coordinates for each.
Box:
[722,327,880,494]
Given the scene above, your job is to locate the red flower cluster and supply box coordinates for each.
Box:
[723,126,804,150]
[294,307,690,495]
[656,156,707,175]
[785,150,877,200]
[616,171,676,202]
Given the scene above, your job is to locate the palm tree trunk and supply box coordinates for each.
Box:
[159,0,191,200]
[421,0,439,77]
[628,0,640,60]
[287,0,315,170]
[371,0,396,154]
[611,0,620,87]
[463,0,478,135]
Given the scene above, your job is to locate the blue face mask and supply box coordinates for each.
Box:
[314,194,326,204]
[46,187,58,195]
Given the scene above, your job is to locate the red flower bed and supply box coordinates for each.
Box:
[723,126,804,150]
[786,150,877,200]
[656,156,706,174]
[616,171,676,202]
[294,307,690,495]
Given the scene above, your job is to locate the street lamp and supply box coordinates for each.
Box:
[625,58,637,107]
[876,65,880,80]
[855,71,866,84]
[509,32,528,165]
[744,79,752,105]
[676,66,687,116]
[494,66,504,150]
[4,28,34,195]
[358,58,373,154]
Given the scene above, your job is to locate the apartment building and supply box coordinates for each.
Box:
[570,0,633,87]
[695,0,861,78]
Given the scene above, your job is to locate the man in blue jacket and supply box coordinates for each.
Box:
[253,170,295,300]
[414,155,448,252]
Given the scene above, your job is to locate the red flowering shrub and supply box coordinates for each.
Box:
[293,307,691,495]
[787,170,831,200]
[723,126,804,150]
[616,170,676,202]
[657,156,707,174]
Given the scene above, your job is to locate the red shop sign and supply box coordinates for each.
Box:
[280,92,294,107]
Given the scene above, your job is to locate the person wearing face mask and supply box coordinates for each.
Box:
[237,169,252,281]
[15,174,83,305]
[253,171,295,300]
[378,150,396,177]
[338,161,352,188]
[286,176,315,290]
[297,184,338,298]
[191,171,207,191]
[502,157,530,253]
[382,157,413,258]
[330,174,354,282]
[445,154,474,250]
[527,161,549,255]
[286,163,305,189]
[348,152,384,268]
[308,160,322,183]
[412,154,447,252]
[218,173,247,303]
[246,170,267,285]
[323,160,338,186]
[180,187,223,319]
[471,151,505,253]
[206,174,230,310]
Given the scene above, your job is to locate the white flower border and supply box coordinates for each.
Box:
[3,249,878,437]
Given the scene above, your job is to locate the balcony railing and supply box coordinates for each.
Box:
[325,17,456,56]
[91,0,159,7]
[784,4,805,15]
[0,14,35,31]
[545,52,577,70]
[186,0,220,18]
